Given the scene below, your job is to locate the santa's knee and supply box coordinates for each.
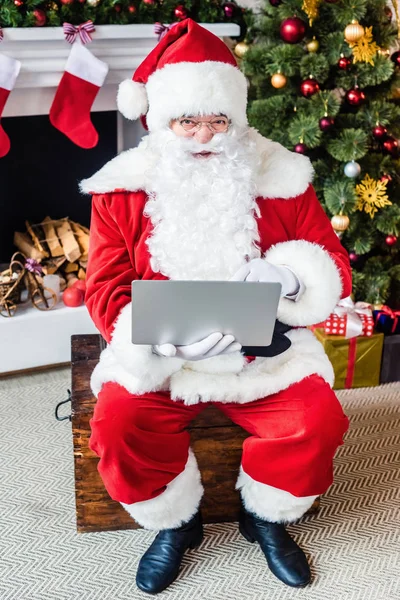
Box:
[302,380,349,453]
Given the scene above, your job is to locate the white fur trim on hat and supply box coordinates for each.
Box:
[117,79,148,121]
[145,61,248,131]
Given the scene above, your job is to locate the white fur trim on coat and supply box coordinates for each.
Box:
[145,61,248,132]
[90,326,334,404]
[90,302,184,398]
[265,240,343,327]
[121,449,203,530]
[236,467,317,524]
[79,130,313,200]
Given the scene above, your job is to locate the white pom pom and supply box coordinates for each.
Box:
[117,79,148,121]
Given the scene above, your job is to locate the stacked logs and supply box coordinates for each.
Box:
[13,217,90,290]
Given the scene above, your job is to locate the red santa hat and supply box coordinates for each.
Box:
[117,18,248,132]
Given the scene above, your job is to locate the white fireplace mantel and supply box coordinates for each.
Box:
[1,23,240,118]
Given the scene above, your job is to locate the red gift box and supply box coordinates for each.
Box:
[324,313,374,337]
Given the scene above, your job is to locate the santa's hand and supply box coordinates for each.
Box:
[230,258,299,297]
[152,332,242,361]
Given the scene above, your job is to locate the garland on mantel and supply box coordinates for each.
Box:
[0,0,250,32]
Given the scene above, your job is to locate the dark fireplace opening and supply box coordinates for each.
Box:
[0,111,117,263]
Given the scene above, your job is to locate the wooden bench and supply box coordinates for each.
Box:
[71,334,319,533]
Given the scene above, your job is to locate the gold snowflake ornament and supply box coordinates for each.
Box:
[348,27,379,65]
[355,174,392,218]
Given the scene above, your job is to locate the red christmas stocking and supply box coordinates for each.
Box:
[0,54,21,158]
[50,43,108,149]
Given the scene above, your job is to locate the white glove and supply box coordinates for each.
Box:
[230,258,300,297]
[152,332,241,361]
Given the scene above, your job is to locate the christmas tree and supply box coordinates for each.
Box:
[0,0,248,28]
[241,0,400,306]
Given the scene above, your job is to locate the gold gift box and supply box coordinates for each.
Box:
[312,328,384,389]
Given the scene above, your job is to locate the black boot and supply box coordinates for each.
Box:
[136,512,204,594]
[239,507,311,588]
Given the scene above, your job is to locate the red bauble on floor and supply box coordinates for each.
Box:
[63,287,84,308]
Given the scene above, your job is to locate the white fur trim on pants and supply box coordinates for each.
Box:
[121,449,203,530]
[236,467,317,524]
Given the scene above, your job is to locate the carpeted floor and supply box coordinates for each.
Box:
[0,368,399,600]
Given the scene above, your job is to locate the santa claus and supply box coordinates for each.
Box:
[80,19,351,595]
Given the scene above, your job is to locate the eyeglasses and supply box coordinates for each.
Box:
[178,116,230,133]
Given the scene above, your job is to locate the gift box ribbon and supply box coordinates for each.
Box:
[375,305,400,334]
[333,297,373,339]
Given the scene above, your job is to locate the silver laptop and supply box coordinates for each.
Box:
[131,280,281,347]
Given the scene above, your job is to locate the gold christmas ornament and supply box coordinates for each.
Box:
[234,42,249,59]
[356,174,392,218]
[307,37,319,52]
[378,48,390,57]
[271,73,287,88]
[87,0,100,6]
[344,20,365,43]
[48,1,58,10]
[331,214,350,232]
[347,26,379,66]
[302,0,321,25]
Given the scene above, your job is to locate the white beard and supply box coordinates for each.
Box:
[144,127,261,281]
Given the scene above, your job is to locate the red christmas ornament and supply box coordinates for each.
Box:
[380,173,392,183]
[280,17,307,44]
[349,252,358,262]
[128,3,136,12]
[391,51,400,67]
[372,124,388,140]
[345,88,365,106]
[61,0,74,4]
[385,235,397,246]
[72,280,87,294]
[62,287,84,308]
[223,2,236,18]
[338,56,351,70]
[142,0,155,4]
[114,3,122,11]
[300,78,320,98]
[294,143,307,154]
[269,0,281,5]
[319,116,335,131]
[14,0,24,6]
[382,136,399,155]
[174,4,188,19]
[33,8,46,26]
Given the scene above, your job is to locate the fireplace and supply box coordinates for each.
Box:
[0,23,240,373]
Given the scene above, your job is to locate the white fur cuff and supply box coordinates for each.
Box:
[236,467,317,523]
[121,449,204,530]
[265,240,343,326]
[109,302,184,393]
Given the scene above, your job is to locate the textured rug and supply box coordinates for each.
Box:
[0,369,399,600]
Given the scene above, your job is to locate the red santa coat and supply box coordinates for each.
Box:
[81,130,351,404]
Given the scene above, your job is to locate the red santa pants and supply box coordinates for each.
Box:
[89,374,349,529]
